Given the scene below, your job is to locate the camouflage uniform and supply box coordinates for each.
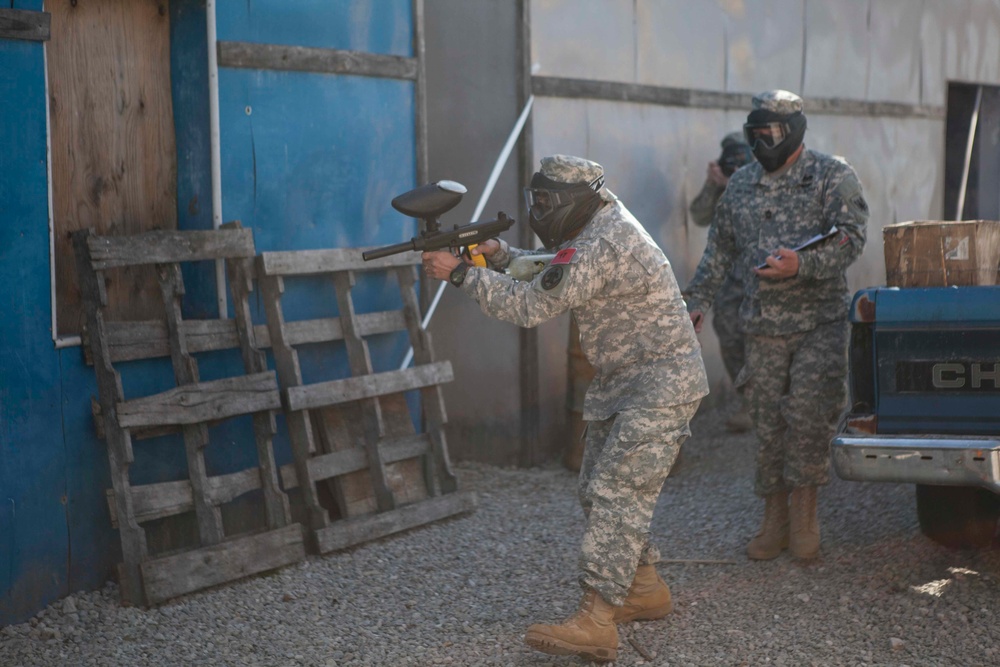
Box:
[688,131,748,383]
[684,95,869,497]
[460,157,709,605]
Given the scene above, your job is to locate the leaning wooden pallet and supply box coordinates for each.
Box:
[255,247,476,554]
[73,226,305,607]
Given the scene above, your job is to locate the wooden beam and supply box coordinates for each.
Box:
[87,229,255,270]
[532,76,946,120]
[314,491,477,554]
[140,524,306,605]
[116,371,281,429]
[218,41,418,80]
[280,434,432,489]
[284,361,453,412]
[0,9,50,42]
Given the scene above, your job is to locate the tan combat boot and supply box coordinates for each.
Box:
[612,564,673,623]
[746,491,790,560]
[789,486,820,559]
[524,589,619,662]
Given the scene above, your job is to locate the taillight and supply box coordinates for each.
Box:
[845,414,878,434]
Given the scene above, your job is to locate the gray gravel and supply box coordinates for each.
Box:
[3,404,999,666]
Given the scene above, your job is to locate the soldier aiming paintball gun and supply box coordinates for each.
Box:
[362,180,515,265]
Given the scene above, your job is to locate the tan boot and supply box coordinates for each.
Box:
[612,564,673,623]
[524,589,619,662]
[746,491,790,560]
[789,486,820,559]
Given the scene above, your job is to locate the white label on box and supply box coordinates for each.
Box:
[944,236,969,261]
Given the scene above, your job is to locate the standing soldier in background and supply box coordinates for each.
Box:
[684,90,868,562]
[689,131,756,432]
[422,155,708,662]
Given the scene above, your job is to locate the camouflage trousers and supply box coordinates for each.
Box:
[738,319,849,496]
[711,273,746,383]
[577,400,700,606]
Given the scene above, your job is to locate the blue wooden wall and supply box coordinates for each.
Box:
[0,0,420,626]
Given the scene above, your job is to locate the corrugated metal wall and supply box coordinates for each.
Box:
[528,0,1000,399]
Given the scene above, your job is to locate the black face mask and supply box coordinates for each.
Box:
[744,110,807,172]
[524,173,603,249]
[719,143,755,177]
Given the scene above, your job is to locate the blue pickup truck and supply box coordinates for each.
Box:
[832,286,1000,549]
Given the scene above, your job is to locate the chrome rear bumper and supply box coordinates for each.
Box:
[831,434,1000,493]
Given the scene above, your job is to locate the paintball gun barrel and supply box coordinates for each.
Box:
[362,180,515,265]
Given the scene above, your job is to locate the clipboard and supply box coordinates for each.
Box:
[756,226,839,270]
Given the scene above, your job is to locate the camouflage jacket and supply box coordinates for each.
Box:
[683,148,868,336]
[461,199,709,420]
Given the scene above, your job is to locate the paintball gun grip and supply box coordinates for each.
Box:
[464,244,488,268]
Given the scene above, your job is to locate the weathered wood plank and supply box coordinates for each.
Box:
[50,1,176,336]
[87,229,255,270]
[280,434,432,489]
[257,271,330,532]
[141,524,306,605]
[397,266,458,494]
[116,371,281,429]
[157,262,225,547]
[0,8,50,42]
[285,361,453,412]
[109,467,270,526]
[315,492,477,554]
[217,41,418,80]
[257,248,420,277]
[92,311,408,363]
[332,271,396,513]
[532,75,946,120]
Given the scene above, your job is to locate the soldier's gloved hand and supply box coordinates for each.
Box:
[755,247,800,280]
[689,310,705,334]
[422,250,462,281]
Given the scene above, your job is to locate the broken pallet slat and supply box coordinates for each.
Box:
[257,247,419,276]
[116,371,281,429]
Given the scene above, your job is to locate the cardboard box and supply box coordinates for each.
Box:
[883,220,1000,287]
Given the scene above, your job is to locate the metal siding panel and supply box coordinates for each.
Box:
[218,70,415,253]
[802,0,869,100]
[530,0,637,82]
[215,0,412,56]
[0,37,68,625]
[722,0,805,94]
[636,0,727,90]
[868,0,923,105]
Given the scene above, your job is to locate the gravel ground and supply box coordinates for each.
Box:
[2,404,999,667]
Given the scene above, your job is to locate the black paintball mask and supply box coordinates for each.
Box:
[718,142,755,177]
[743,109,807,172]
[523,172,604,249]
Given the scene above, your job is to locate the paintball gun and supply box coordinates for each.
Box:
[362,180,515,266]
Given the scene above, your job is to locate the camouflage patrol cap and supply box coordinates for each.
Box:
[751,90,804,115]
[539,155,604,186]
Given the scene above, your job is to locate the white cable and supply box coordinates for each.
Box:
[400,95,535,370]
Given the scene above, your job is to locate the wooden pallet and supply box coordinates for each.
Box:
[73,225,306,606]
[255,247,475,554]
